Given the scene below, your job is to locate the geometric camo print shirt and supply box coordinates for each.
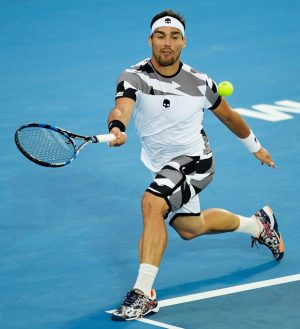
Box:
[115,58,221,172]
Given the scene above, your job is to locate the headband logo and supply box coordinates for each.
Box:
[151,16,185,36]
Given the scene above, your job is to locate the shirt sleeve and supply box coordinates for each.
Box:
[203,75,222,110]
[115,71,139,101]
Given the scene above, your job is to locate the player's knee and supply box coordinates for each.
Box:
[141,192,169,217]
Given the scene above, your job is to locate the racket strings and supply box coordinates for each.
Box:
[17,127,75,164]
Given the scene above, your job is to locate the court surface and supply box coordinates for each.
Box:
[1,1,300,328]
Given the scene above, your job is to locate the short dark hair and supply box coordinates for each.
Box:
[150,10,186,29]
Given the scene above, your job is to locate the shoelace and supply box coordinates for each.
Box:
[123,290,146,308]
[252,219,278,253]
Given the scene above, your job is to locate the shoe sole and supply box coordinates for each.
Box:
[111,306,160,321]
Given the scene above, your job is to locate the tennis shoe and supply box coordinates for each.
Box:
[251,206,284,261]
[111,288,159,321]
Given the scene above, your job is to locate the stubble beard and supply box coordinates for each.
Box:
[154,51,181,67]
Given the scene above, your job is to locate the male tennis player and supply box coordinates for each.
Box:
[107,10,284,321]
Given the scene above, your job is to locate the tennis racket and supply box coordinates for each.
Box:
[14,123,116,167]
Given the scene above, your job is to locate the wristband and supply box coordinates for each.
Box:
[238,130,261,153]
[108,120,126,132]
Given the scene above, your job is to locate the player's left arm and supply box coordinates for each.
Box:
[212,98,276,168]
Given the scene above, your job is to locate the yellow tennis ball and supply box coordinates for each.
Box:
[217,81,234,97]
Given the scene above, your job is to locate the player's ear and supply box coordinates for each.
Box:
[148,35,153,47]
[182,36,187,48]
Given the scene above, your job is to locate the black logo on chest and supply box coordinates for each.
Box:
[163,99,170,109]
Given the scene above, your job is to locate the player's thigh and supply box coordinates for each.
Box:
[171,213,206,240]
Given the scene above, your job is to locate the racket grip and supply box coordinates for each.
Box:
[95,134,116,143]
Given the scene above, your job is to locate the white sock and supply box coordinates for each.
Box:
[235,215,262,237]
[133,263,158,297]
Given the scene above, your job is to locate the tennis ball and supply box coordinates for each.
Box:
[217,81,234,97]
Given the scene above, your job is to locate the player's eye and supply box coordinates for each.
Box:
[172,34,180,40]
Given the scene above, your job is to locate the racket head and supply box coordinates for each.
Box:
[15,123,77,167]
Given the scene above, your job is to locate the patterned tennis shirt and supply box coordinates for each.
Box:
[115,58,221,172]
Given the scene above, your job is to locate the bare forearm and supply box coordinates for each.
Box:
[108,107,130,127]
[222,110,250,138]
[213,98,250,138]
[106,98,135,146]
[107,98,135,128]
[213,98,275,167]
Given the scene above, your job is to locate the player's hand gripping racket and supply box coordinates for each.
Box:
[14,123,116,167]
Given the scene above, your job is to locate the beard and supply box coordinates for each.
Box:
[154,51,181,67]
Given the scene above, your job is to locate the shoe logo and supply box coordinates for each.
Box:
[163,99,170,109]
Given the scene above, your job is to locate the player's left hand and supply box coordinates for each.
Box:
[254,147,276,168]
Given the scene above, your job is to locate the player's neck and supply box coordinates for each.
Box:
[150,58,181,77]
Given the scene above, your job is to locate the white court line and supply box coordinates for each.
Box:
[158,273,300,308]
[106,274,300,329]
[105,310,184,329]
[137,317,184,329]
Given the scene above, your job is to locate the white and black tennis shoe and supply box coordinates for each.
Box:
[112,288,159,321]
[251,206,284,261]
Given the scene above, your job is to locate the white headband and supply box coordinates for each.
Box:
[151,16,185,36]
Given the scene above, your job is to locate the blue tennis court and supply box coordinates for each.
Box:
[1,1,299,328]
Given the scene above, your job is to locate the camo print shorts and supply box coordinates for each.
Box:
[146,154,215,223]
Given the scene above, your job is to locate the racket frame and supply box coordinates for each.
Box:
[15,123,114,167]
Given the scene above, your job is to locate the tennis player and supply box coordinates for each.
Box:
[107,10,284,321]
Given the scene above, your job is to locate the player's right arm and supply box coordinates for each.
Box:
[107,97,135,147]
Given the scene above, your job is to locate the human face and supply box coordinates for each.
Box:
[149,27,186,69]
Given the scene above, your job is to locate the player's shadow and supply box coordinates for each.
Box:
[60,261,279,329]
[59,309,136,329]
[157,260,281,299]
[60,304,150,329]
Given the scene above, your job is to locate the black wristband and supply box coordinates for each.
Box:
[108,120,126,132]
